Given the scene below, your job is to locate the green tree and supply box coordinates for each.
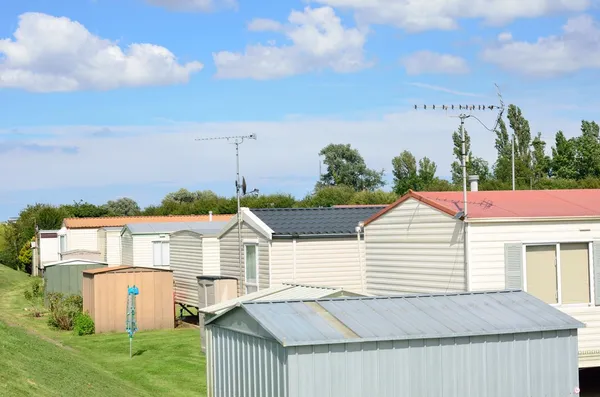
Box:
[450,128,490,185]
[17,238,33,272]
[103,197,141,216]
[349,190,398,205]
[318,144,385,191]
[298,185,356,207]
[550,131,577,179]
[162,188,197,205]
[61,200,108,218]
[508,104,534,187]
[392,151,448,195]
[493,118,512,183]
[573,120,600,179]
[531,132,550,183]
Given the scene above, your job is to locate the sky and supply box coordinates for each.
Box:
[1,0,600,219]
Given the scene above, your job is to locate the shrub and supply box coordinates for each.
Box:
[73,312,95,336]
[46,292,83,331]
[23,278,45,317]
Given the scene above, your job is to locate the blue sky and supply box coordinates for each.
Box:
[1,0,600,219]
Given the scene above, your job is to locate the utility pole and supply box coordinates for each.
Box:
[196,134,257,292]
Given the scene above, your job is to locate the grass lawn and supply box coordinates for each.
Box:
[0,265,206,397]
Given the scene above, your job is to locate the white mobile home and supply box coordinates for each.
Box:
[60,214,232,257]
[38,230,61,266]
[121,221,228,268]
[218,206,385,296]
[364,188,600,368]
[97,227,123,267]
[170,229,223,308]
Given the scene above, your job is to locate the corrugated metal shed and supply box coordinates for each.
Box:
[206,290,584,397]
[200,283,362,316]
[125,221,228,235]
[43,259,107,296]
[249,207,385,237]
[207,290,584,346]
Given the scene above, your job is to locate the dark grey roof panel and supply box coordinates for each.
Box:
[249,207,386,236]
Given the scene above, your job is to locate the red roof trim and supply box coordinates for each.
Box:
[364,190,459,226]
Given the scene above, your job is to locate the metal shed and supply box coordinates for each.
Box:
[198,283,363,351]
[206,290,584,397]
[170,228,223,309]
[43,259,107,296]
[82,266,175,334]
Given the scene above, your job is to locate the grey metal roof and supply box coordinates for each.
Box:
[249,207,386,237]
[199,283,357,315]
[102,226,123,231]
[208,290,585,347]
[126,221,227,235]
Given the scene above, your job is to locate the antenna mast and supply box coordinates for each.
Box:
[196,134,257,292]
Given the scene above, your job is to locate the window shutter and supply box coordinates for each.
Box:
[504,243,523,290]
[594,241,600,306]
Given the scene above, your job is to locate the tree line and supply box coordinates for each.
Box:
[2,103,600,273]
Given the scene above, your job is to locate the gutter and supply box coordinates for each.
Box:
[272,233,364,240]
[466,216,600,223]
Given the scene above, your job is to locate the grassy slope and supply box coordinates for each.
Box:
[0,265,206,397]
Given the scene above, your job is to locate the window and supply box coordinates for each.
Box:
[153,241,170,267]
[525,243,590,305]
[245,244,258,294]
[59,235,67,253]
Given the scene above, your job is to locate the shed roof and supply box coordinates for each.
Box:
[125,221,228,235]
[82,265,172,275]
[365,189,600,224]
[208,290,584,347]
[44,259,107,268]
[250,207,386,237]
[199,283,359,315]
[63,214,234,229]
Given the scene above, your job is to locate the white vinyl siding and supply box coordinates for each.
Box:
[105,230,122,266]
[66,228,99,251]
[170,231,203,307]
[40,237,60,264]
[270,241,294,284]
[470,220,600,368]
[97,229,107,262]
[202,237,220,276]
[152,241,170,267]
[219,221,269,296]
[120,230,134,266]
[365,197,465,295]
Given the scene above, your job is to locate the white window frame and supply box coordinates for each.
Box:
[59,234,67,253]
[522,240,594,307]
[152,241,170,267]
[244,243,259,294]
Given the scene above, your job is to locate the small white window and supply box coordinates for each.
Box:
[59,235,67,253]
[152,241,170,267]
[245,244,258,294]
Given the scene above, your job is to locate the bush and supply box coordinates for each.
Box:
[47,292,83,331]
[73,312,95,336]
[23,278,45,317]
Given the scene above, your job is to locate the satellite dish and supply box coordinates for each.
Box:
[242,177,247,195]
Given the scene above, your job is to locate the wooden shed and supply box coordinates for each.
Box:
[82,266,175,334]
[43,259,107,296]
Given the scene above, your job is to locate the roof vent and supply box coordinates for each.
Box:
[468,175,479,192]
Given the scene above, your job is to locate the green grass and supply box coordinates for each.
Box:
[0,265,206,397]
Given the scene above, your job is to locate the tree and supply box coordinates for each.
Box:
[103,198,141,216]
[573,120,600,179]
[318,144,385,191]
[531,132,550,183]
[62,200,108,218]
[507,104,534,187]
[450,128,490,185]
[162,188,197,205]
[550,131,577,179]
[493,118,512,183]
[392,151,448,195]
[17,238,33,272]
[298,185,356,208]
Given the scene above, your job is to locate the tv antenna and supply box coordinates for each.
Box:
[413,83,505,218]
[196,134,258,287]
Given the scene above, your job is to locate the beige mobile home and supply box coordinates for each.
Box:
[218,206,385,296]
[97,227,123,266]
[363,187,600,368]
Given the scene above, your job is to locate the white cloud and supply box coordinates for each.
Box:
[401,51,469,75]
[481,15,600,77]
[0,13,203,92]
[213,6,371,80]
[311,0,590,31]
[0,103,583,194]
[248,18,283,32]
[408,83,486,98]
[497,32,513,42]
[145,0,236,12]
